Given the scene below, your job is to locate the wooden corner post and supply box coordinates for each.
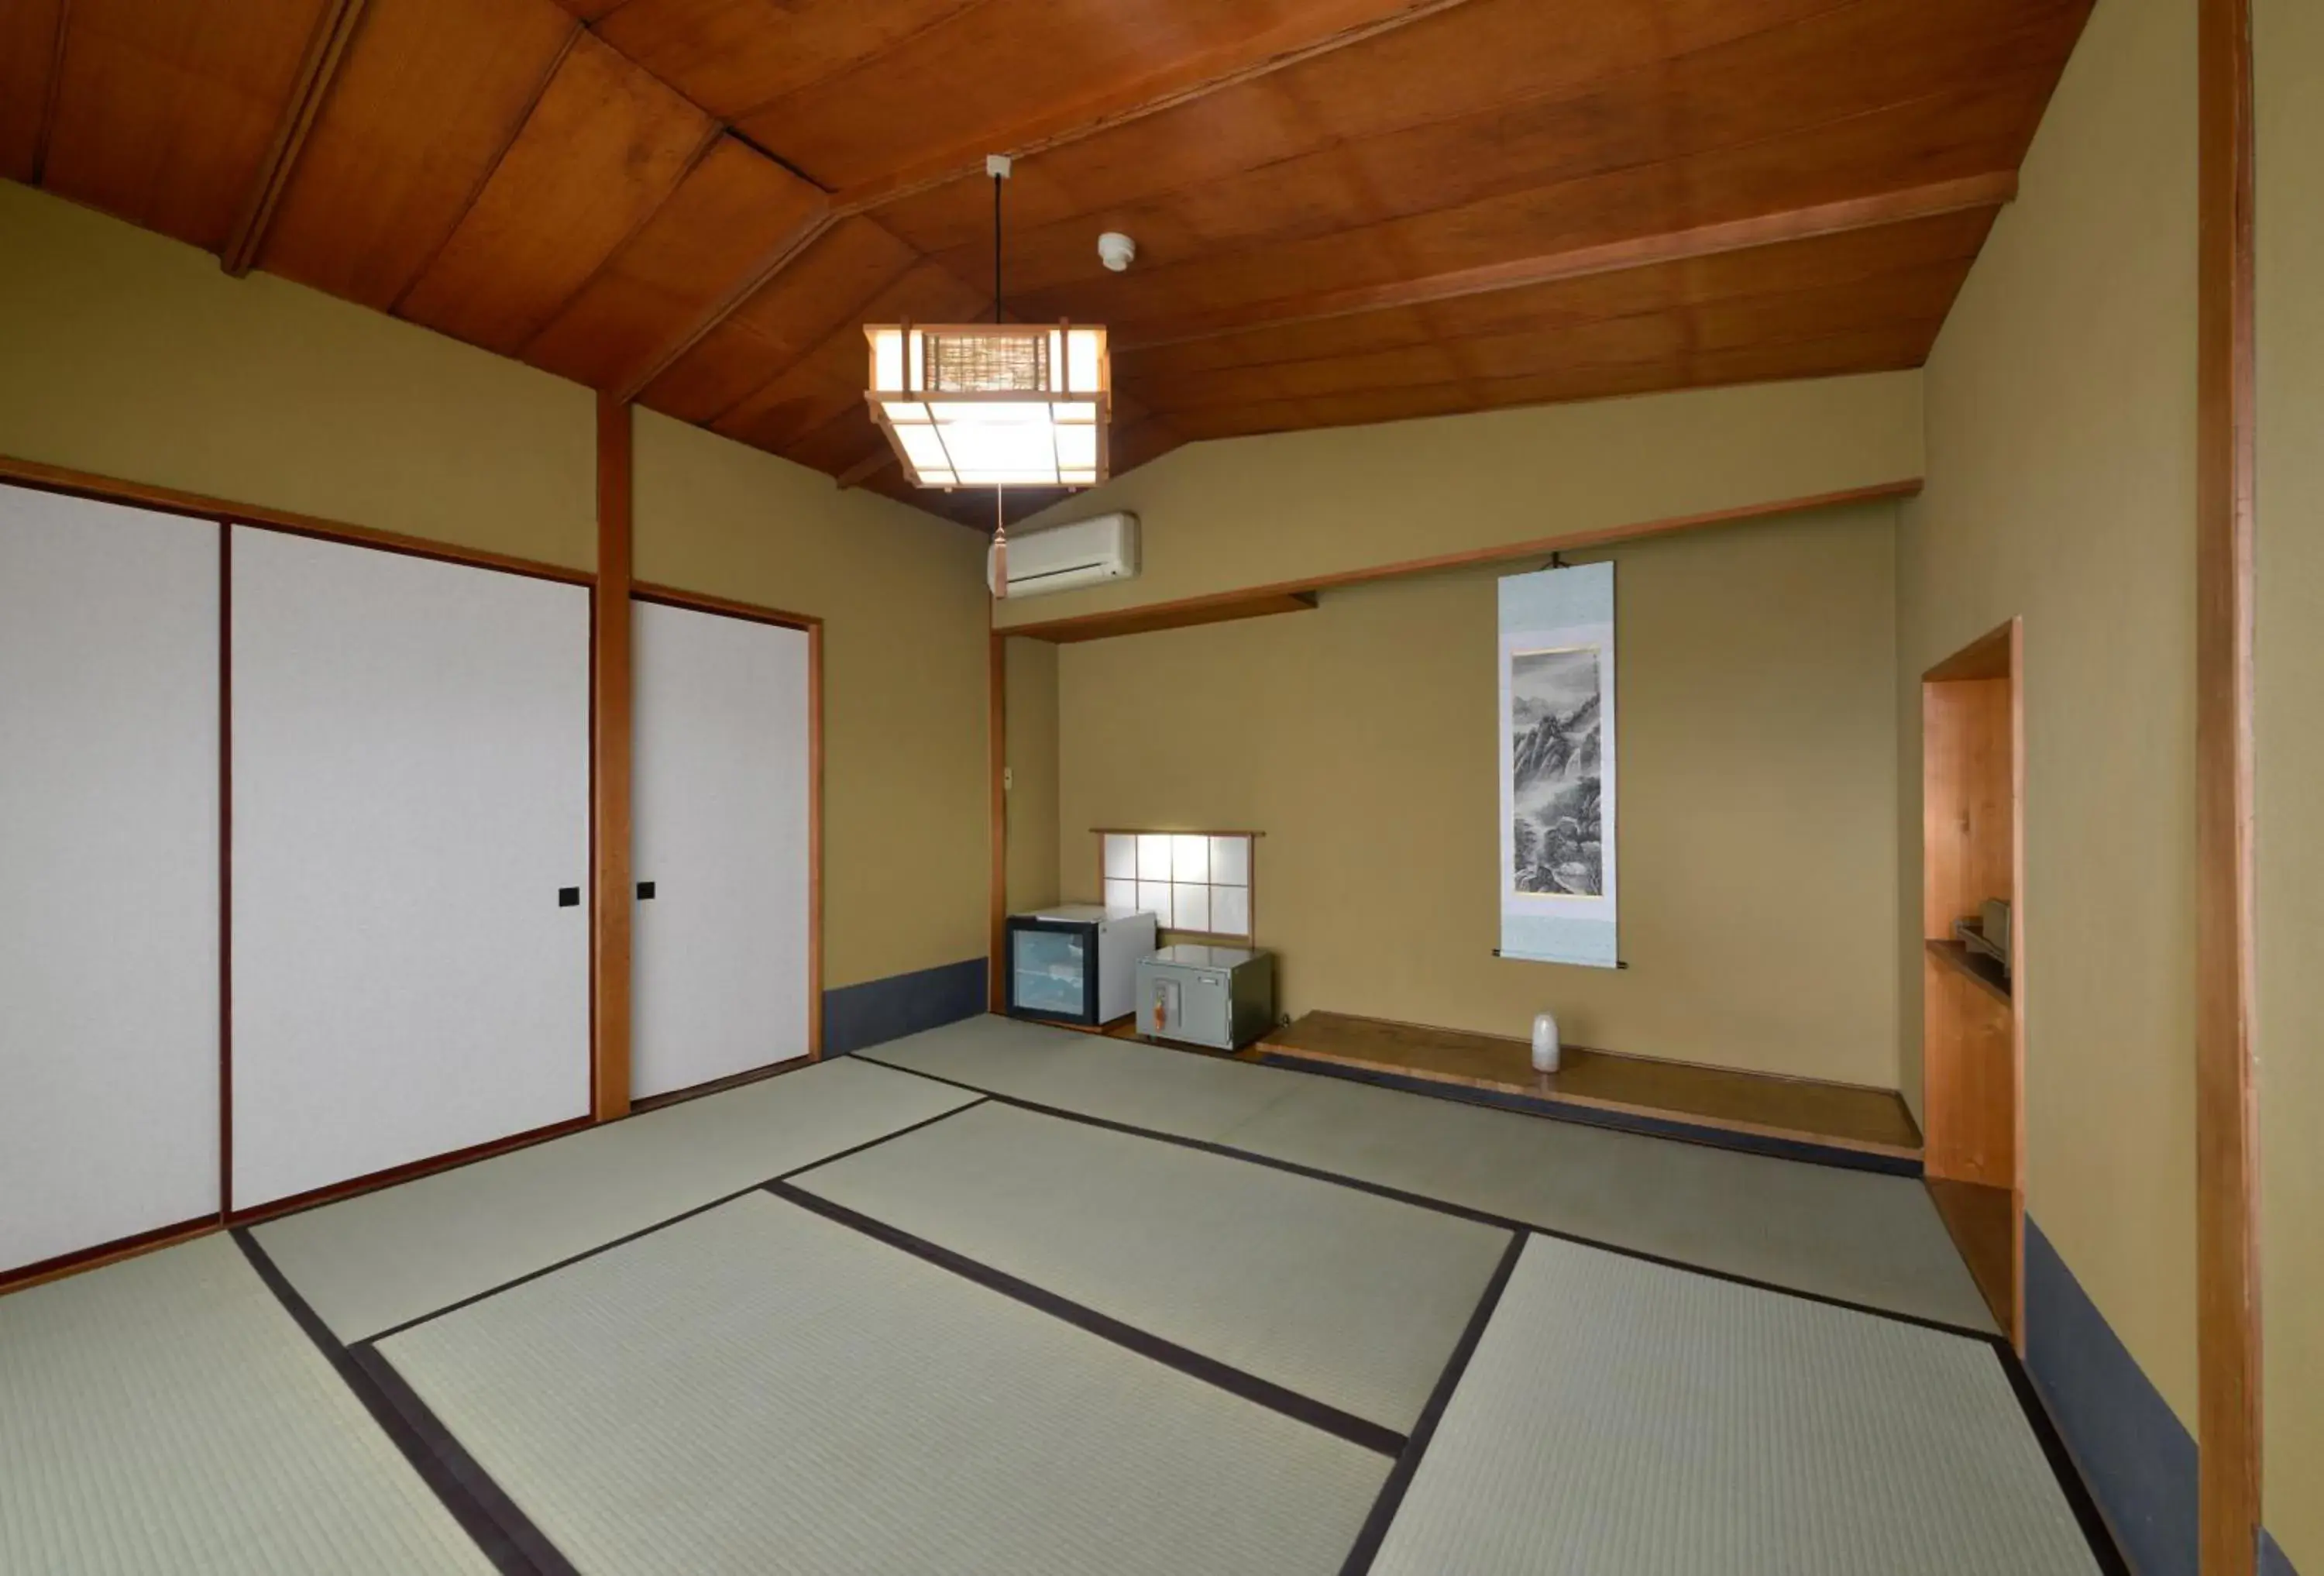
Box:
[2196,0,2261,1565]
[593,393,636,1120]
[988,630,1008,1013]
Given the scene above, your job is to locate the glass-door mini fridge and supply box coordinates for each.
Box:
[1005,904,1157,1027]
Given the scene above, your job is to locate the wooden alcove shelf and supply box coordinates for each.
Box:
[1923,938,2011,1006]
[1920,618,2026,1347]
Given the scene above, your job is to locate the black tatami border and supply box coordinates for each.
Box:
[1336,1230,1527,1576]
[237,1093,1002,1576]
[360,1096,992,1345]
[770,1179,1408,1458]
[854,1051,1994,1341]
[855,1049,2136,1576]
[234,1229,578,1576]
[238,1036,2130,1576]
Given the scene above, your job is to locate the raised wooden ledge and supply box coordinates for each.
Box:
[1260,1010,1923,1160]
[999,478,1921,644]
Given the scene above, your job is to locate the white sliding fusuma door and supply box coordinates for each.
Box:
[0,486,219,1275]
[631,600,812,1099]
[230,528,590,1209]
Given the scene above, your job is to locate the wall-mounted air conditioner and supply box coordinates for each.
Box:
[990,511,1139,598]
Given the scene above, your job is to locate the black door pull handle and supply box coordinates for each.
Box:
[558,886,580,907]
[637,881,656,900]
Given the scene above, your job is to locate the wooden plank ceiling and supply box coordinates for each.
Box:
[4,0,2089,527]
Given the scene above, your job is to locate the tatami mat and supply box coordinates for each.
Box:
[868,1017,1992,1331]
[1370,1235,2097,1576]
[255,1056,977,1340]
[1215,1072,1996,1331]
[0,1235,492,1576]
[863,1013,1305,1140]
[380,1192,1387,1576]
[792,1099,1511,1433]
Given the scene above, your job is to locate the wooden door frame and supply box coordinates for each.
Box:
[629,581,827,1071]
[0,452,600,1288]
[0,438,837,1287]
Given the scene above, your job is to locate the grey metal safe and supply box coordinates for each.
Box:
[1136,945,1275,1051]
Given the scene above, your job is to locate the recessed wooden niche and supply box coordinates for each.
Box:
[1920,618,2025,1347]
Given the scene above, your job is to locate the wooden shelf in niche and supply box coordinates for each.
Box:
[1923,938,2010,1005]
[1920,617,2025,1348]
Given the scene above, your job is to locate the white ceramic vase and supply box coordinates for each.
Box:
[1531,1010,1562,1074]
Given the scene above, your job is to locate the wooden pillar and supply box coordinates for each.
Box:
[2195,0,2260,1565]
[593,394,634,1120]
[988,630,1007,1013]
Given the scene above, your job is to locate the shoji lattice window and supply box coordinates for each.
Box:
[1098,831,1256,941]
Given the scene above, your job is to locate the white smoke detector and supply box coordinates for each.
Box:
[1097,232,1137,272]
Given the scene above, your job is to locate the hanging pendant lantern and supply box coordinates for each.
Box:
[862,319,1111,489]
[863,153,1112,492]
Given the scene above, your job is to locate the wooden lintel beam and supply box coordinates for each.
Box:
[221,0,371,277]
[613,201,835,403]
[611,0,1473,406]
[994,479,1920,641]
[823,0,1477,222]
[1116,171,2021,353]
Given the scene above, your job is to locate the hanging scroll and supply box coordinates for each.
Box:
[1498,562,1617,966]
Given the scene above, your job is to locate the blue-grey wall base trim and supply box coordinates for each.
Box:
[2024,1214,2197,1576]
[821,958,987,1057]
[2260,1529,2303,1576]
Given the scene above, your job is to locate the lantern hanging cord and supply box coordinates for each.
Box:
[987,153,1012,325]
[985,152,1015,594]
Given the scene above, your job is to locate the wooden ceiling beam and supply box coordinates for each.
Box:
[820,0,1479,221]
[610,0,1474,408]
[385,19,583,316]
[614,201,836,401]
[221,0,371,277]
[29,0,72,183]
[1117,171,2019,353]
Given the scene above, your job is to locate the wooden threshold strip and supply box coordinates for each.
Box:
[1260,1010,1923,1159]
[0,1216,224,1298]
